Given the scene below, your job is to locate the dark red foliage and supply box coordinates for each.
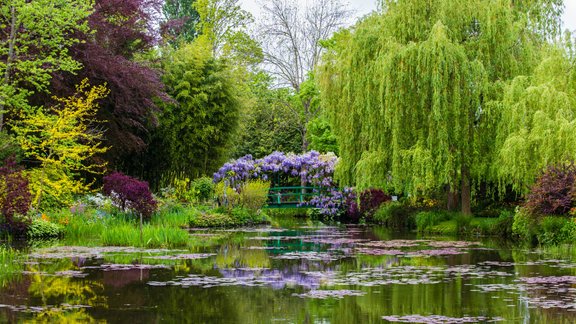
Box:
[525,162,576,216]
[45,0,170,167]
[0,157,32,236]
[103,172,157,219]
[359,188,391,218]
[341,192,361,223]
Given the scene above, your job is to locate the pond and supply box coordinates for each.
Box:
[1,218,576,323]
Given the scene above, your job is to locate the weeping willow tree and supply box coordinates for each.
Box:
[319,0,563,214]
[493,48,576,193]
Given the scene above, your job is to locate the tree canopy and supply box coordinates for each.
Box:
[146,42,241,186]
[0,0,92,131]
[319,0,565,213]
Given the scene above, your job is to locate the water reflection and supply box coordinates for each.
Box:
[1,221,576,323]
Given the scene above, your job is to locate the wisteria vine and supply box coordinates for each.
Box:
[213,151,353,216]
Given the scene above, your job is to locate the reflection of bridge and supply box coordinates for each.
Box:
[266,186,319,208]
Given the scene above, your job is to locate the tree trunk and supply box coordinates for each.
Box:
[446,186,459,211]
[461,165,471,215]
[301,97,310,153]
[301,125,308,152]
[0,6,17,132]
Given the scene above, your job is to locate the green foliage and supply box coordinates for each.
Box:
[189,207,268,227]
[0,132,22,162]
[494,50,576,192]
[512,207,538,242]
[415,211,449,232]
[371,202,415,230]
[0,246,21,288]
[161,176,214,203]
[49,208,106,245]
[152,206,200,228]
[194,0,257,61]
[192,177,215,202]
[239,180,270,211]
[230,207,258,224]
[172,177,197,202]
[148,42,241,183]
[454,214,473,234]
[0,0,92,130]
[162,0,201,43]
[12,80,109,209]
[215,182,241,208]
[318,0,563,213]
[307,117,339,154]
[27,219,64,239]
[100,224,189,248]
[492,210,516,238]
[232,72,302,158]
[189,211,234,227]
[537,216,576,245]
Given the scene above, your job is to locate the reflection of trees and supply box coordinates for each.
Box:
[512,250,576,322]
[215,242,271,269]
[26,259,106,322]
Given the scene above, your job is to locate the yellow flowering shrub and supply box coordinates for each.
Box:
[12,79,109,209]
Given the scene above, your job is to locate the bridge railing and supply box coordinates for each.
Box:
[266,186,320,207]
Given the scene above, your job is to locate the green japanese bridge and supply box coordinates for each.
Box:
[266,186,319,208]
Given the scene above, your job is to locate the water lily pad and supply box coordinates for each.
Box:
[382,314,504,323]
[292,289,365,299]
[144,253,216,260]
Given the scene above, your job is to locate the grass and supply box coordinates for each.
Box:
[415,211,450,232]
[0,246,22,288]
[46,206,192,248]
[428,219,458,234]
[48,208,107,245]
[100,223,189,248]
[421,215,511,237]
[33,202,271,248]
[151,206,199,228]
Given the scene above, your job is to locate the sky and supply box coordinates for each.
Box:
[240,0,576,32]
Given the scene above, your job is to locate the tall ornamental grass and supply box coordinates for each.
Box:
[101,224,189,248]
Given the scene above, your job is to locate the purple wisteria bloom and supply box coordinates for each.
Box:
[213,151,351,216]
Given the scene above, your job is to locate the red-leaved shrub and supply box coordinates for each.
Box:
[525,163,576,216]
[341,190,361,223]
[0,157,32,236]
[359,188,391,218]
[103,172,157,220]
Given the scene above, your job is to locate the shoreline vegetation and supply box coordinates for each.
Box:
[1,158,575,250]
[1,0,575,262]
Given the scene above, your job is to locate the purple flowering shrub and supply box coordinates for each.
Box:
[359,188,391,219]
[0,157,32,236]
[213,151,350,217]
[213,151,337,188]
[305,187,356,219]
[103,172,157,220]
[525,163,576,217]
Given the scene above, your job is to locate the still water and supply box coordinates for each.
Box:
[1,219,575,323]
